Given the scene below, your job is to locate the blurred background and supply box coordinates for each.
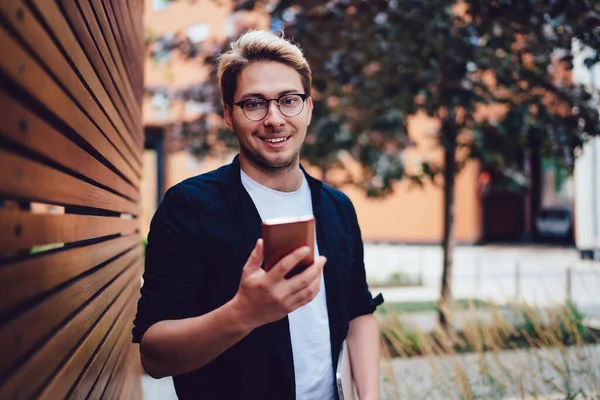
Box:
[1,0,599,399]
[141,1,600,397]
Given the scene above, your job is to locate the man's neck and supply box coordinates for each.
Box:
[239,156,304,193]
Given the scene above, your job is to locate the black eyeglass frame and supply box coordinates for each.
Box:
[231,93,310,121]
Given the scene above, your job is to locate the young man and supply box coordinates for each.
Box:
[133,30,383,400]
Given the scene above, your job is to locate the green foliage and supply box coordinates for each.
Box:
[377,298,490,314]
[378,300,598,358]
[510,301,593,346]
[151,0,600,194]
[369,270,424,288]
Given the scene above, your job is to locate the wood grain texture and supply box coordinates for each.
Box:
[88,0,138,102]
[0,0,145,397]
[0,89,139,201]
[27,0,143,156]
[0,246,142,378]
[66,297,139,399]
[0,235,141,314]
[37,283,140,400]
[98,335,138,400]
[0,25,140,187]
[0,263,140,399]
[0,212,138,253]
[0,149,139,215]
[81,0,141,135]
[0,1,143,172]
[57,0,142,143]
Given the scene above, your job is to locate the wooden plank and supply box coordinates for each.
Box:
[106,1,143,78]
[127,0,145,81]
[126,346,144,400]
[0,262,140,400]
[119,344,143,400]
[27,0,144,157]
[85,329,130,400]
[110,0,144,94]
[57,0,142,147]
[91,0,138,102]
[127,0,143,55]
[0,1,143,172]
[83,0,145,148]
[90,327,134,400]
[70,0,144,148]
[103,345,136,400]
[0,90,139,202]
[0,25,140,187]
[0,212,139,253]
[0,149,139,215]
[65,300,136,400]
[0,235,140,314]
[119,0,144,64]
[37,284,139,400]
[79,0,141,137]
[51,0,143,152]
[122,335,144,400]
[0,245,142,378]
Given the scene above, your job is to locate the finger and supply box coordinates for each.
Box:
[243,239,264,275]
[286,272,323,310]
[286,256,326,295]
[267,246,312,281]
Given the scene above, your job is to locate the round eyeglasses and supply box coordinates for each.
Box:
[232,93,309,121]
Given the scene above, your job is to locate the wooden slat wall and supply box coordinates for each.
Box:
[0,1,144,399]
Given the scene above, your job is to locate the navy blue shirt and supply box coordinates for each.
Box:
[132,155,383,400]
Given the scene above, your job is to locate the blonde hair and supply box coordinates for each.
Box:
[217,30,312,105]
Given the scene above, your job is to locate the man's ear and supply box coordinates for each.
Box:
[224,104,234,132]
[306,96,314,126]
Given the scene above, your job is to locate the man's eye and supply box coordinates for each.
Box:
[246,100,265,109]
[281,96,298,105]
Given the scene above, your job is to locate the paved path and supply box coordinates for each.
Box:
[364,243,600,310]
[142,375,177,400]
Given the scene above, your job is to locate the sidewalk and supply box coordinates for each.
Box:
[364,243,600,310]
[381,343,600,400]
[142,374,177,400]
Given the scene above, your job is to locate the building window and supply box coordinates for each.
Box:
[187,22,210,43]
[153,0,171,12]
[152,92,170,120]
[184,100,215,117]
[151,32,175,64]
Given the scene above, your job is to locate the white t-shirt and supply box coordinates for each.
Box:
[241,170,335,400]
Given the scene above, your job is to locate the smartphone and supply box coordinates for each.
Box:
[261,215,315,279]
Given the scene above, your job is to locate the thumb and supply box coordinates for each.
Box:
[243,239,264,275]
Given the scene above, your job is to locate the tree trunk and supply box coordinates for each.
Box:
[439,127,457,333]
[320,165,327,184]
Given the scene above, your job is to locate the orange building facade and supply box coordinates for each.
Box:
[140,0,544,245]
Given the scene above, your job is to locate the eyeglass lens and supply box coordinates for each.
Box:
[243,94,305,120]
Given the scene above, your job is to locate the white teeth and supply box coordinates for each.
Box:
[263,137,288,143]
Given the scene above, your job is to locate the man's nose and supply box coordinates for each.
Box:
[263,101,285,127]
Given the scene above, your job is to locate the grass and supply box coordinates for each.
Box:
[377,300,600,399]
[377,299,491,314]
[368,271,424,288]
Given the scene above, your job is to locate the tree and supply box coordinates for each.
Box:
[148,0,600,333]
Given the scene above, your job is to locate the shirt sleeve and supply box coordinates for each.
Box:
[132,184,204,344]
[345,200,384,320]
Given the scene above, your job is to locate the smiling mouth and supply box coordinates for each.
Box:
[259,136,290,143]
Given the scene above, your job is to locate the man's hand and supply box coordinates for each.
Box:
[231,239,327,330]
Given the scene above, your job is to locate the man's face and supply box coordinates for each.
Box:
[224,61,313,172]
